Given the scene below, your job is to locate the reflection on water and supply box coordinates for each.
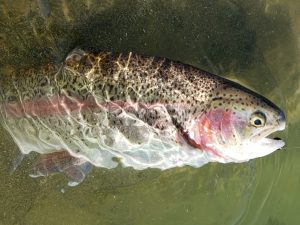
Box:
[0,0,299,224]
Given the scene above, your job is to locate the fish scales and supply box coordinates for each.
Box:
[0,49,286,175]
[2,50,221,132]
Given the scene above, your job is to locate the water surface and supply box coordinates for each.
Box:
[0,0,299,224]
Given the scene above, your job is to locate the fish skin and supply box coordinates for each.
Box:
[0,48,286,172]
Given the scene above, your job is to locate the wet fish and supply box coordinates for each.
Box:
[0,49,286,185]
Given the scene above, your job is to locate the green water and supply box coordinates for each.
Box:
[0,0,299,224]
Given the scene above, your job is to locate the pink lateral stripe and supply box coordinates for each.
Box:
[2,95,101,118]
[2,94,192,118]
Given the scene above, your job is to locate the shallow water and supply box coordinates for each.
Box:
[0,0,299,224]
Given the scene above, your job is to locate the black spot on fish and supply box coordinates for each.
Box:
[212,97,222,101]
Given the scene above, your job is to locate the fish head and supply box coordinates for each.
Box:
[186,82,286,163]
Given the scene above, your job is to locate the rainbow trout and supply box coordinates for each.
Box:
[0,49,286,185]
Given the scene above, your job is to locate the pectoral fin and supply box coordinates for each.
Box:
[30,151,92,186]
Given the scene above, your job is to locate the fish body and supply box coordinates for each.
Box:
[0,49,286,183]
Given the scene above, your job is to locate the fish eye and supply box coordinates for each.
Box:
[250,111,266,128]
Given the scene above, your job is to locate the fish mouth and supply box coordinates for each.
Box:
[229,121,286,162]
[250,120,286,150]
[257,136,285,151]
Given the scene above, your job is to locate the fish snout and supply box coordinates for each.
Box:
[277,110,286,131]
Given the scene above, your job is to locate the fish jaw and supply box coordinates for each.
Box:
[221,138,285,163]
[195,135,285,164]
[250,137,285,158]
